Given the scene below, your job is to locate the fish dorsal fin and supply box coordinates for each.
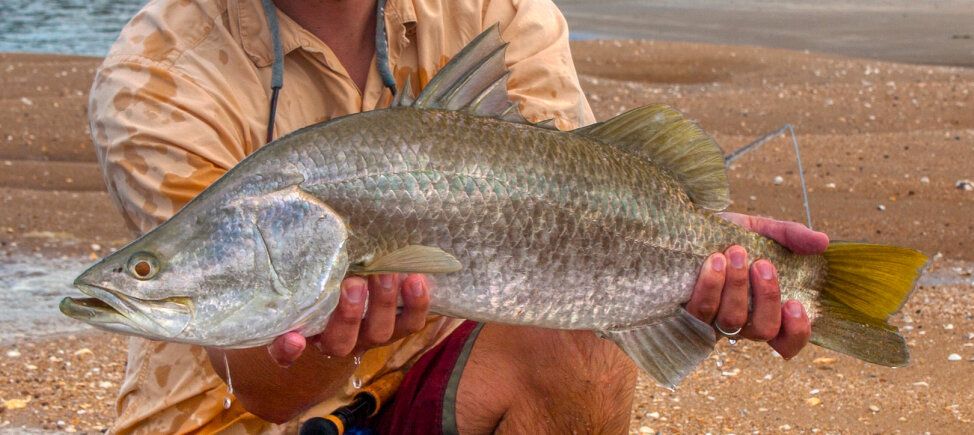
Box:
[390,76,415,107]
[575,104,730,210]
[399,24,529,124]
[348,245,462,275]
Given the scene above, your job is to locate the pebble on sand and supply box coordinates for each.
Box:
[2,398,30,410]
[868,405,881,412]
[4,350,21,358]
[773,176,785,185]
[957,180,973,191]
[812,357,837,366]
[877,204,886,211]
[947,353,962,361]
[806,397,822,406]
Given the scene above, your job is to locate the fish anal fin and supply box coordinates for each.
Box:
[603,308,715,389]
[575,104,730,210]
[348,245,462,275]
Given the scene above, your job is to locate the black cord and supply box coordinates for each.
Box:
[266,86,281,143]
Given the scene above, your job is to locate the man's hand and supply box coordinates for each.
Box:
[267,273,432,366]
[685,212,829,359]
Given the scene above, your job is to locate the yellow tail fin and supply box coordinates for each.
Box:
[811,242,928,367]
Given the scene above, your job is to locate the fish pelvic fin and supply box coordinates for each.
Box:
[348,245,462,275]
[401,24,531,124]
[810,242,928,367]
[603,308,715,389]
[574,104,730,211]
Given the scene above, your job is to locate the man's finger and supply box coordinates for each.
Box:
[317,277,368,357]
[267,331,307,367]
[715,246,749,334]
[720,212,829,255]
[768,300,811,359]
[685,253,726,324]
[392,274,431,340]
[359,274,400,346]
[741,260,781,341]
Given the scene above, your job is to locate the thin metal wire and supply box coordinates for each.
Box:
[724,125,788,165]
[724,124,814,229]
[787,124,813,229]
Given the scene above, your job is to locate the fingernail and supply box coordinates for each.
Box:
[407,279,425,298]
[785,301,804,318]
[730,249,746,269]
[757,261,774,280]
[711,255,725,272]
[267,347,292,368]
[344,282,366,304]
[283,336,303,354]
[379,274,394,292]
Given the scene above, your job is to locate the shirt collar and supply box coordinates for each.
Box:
[231,0,416,68]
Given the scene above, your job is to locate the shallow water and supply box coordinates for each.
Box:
[0,256,92,345]
[0,0,144,56]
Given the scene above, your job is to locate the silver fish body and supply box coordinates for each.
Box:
[63,26,924,386]
[280,108,821,330]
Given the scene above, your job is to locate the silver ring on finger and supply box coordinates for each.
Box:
[714,322,743,339]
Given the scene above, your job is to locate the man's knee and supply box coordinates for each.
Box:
[457,324,637,433]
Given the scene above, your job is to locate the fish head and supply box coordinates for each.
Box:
[61,189,351,347]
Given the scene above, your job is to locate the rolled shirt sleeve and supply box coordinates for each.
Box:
[487,0,596,130]
[89,58,245,233]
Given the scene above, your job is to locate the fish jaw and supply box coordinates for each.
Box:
[59,282,193,340]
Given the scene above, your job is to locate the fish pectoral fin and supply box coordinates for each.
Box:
[348,245,462,275]
[603,308,716,389]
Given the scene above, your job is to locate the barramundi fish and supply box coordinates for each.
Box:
[61,26,927,387]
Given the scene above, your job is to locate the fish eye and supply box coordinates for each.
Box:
[127,252,160,280]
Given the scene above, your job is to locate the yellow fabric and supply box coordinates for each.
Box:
[88,0,594,433]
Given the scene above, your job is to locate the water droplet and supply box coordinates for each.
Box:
[728,339,738,346]
[223,353,234,394]
[222,352,234,409]
[351,376,362,389]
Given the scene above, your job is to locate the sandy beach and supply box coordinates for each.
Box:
[1,36,973,432]
[558,0,974,68]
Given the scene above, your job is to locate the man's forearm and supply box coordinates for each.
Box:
[206,346,357,423]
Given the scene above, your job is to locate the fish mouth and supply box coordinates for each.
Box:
[59,283,193,339]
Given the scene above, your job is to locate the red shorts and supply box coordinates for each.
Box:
[373,320,484,434]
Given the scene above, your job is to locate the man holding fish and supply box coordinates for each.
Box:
[86,0,832,433]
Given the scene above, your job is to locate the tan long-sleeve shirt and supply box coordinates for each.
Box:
[89,0,594,432]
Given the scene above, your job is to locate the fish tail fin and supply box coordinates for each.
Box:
[810,242,928,367]
[604,308,715,389]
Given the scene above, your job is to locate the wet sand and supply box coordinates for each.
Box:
[1,38,973,432]
[559,0,974,67]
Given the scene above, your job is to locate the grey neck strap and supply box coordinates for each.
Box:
[260,0,397,143]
